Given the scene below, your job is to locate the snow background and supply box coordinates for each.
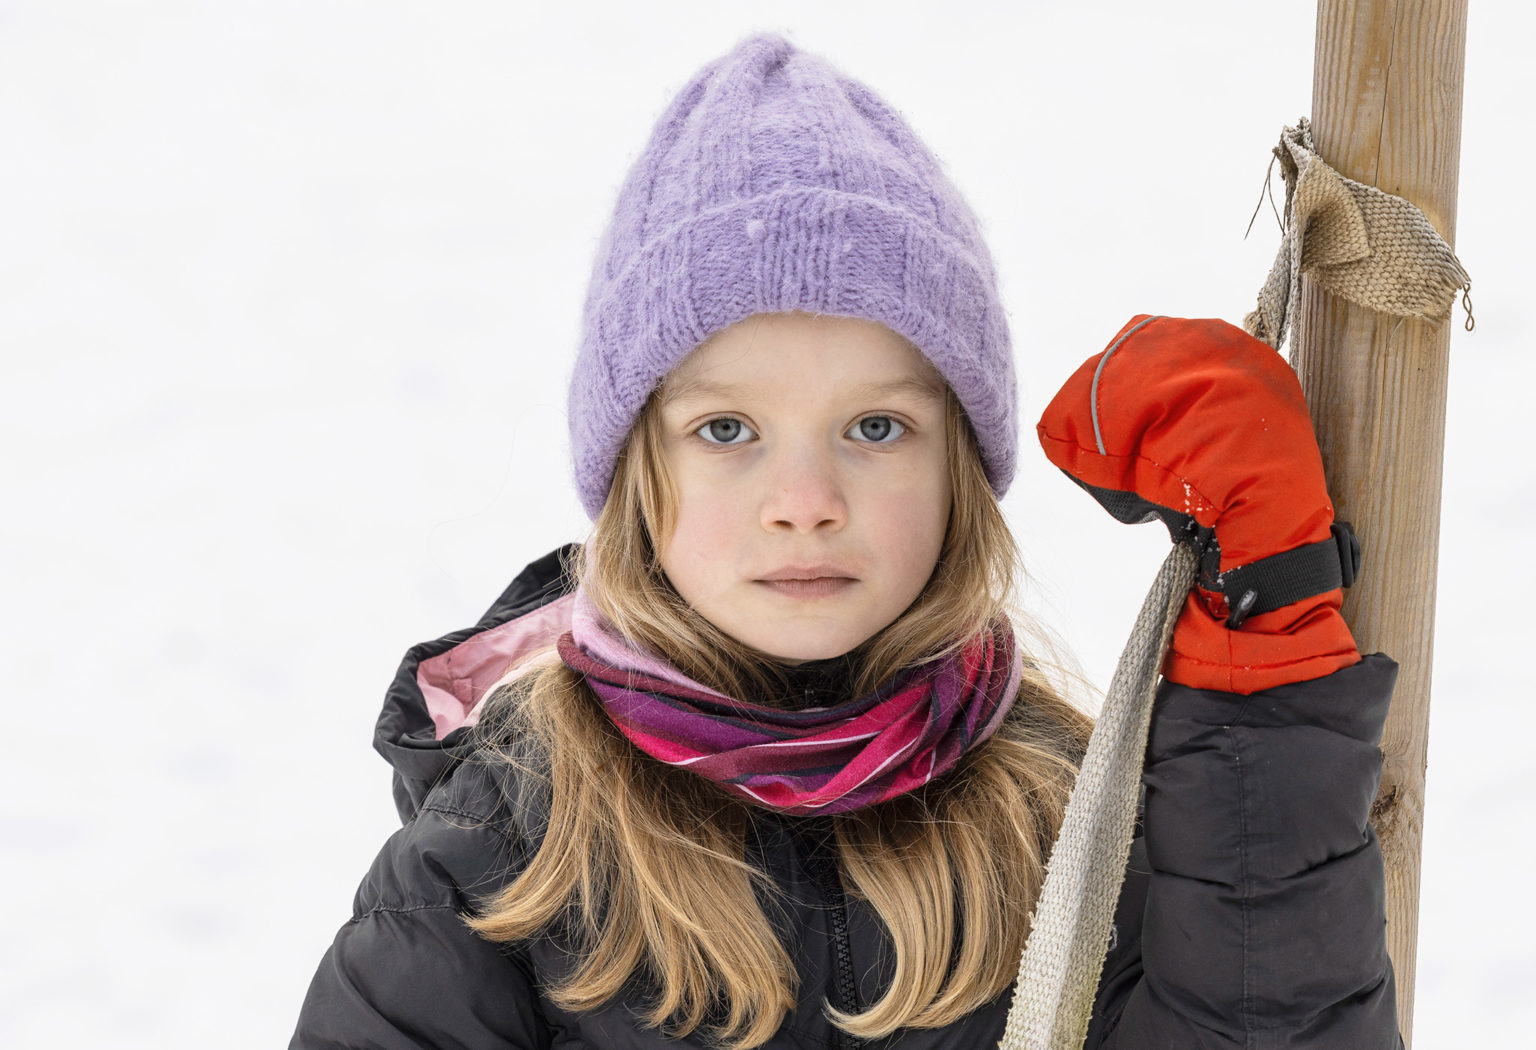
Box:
[2,1,1528,1045]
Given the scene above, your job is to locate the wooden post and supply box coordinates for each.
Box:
[1295,1,1467,1044]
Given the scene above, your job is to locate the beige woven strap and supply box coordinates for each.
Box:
[997,542,1195,1050]
[1244,117,1470,351]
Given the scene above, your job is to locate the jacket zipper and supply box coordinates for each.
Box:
[810,845,861,1050]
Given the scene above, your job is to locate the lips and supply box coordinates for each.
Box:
[755,565,858,599]
[757,565,857,583]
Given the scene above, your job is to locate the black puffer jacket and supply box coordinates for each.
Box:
[292,547,1402,1049]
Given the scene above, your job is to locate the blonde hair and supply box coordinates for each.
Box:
[466,388,1092,1048]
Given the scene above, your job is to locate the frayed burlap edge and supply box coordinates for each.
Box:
[1244,117,1469,351]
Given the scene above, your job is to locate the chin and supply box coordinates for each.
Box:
[750,633,862,664]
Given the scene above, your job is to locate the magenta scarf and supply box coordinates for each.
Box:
[556,590,1022,815]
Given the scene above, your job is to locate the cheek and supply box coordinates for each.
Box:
[867,467,951,579]
[661,485,746,592]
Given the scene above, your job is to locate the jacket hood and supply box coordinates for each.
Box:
[373,544,578,823]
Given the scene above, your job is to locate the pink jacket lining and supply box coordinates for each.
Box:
[417,592,576,739]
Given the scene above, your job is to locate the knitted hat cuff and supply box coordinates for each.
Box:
[571,186,1016,517]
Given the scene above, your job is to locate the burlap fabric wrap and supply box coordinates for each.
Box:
[997,543,1195,1050]
[1244,117,1469,350]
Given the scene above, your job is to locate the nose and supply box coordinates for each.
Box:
[760,444,847,534]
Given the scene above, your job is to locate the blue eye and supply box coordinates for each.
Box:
[848,416,905,443]
[696,418,755,445]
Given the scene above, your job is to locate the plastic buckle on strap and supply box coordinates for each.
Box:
[1333,521,1361,589]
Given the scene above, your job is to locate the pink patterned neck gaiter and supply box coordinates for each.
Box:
[557,590,1022,815]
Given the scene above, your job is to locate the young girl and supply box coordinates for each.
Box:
[293,33,1399,1049]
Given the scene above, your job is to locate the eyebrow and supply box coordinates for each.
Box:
[660,373,945,407]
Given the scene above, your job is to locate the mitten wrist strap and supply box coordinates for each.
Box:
[1202,521,1362,628]
[1065,473,1363,631]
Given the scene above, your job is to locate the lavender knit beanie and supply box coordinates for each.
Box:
[569,32,1017,518]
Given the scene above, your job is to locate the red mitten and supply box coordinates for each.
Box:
[1037,314,1361,694]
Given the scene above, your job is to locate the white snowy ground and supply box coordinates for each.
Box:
[2,2,1529,1046]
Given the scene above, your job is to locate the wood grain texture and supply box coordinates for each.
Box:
[1297,2,1467,1045]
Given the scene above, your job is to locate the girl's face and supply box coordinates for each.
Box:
[656,312,952,663]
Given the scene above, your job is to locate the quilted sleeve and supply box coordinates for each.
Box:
[289,770,552,1050]
[1091,654,1402,1049]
